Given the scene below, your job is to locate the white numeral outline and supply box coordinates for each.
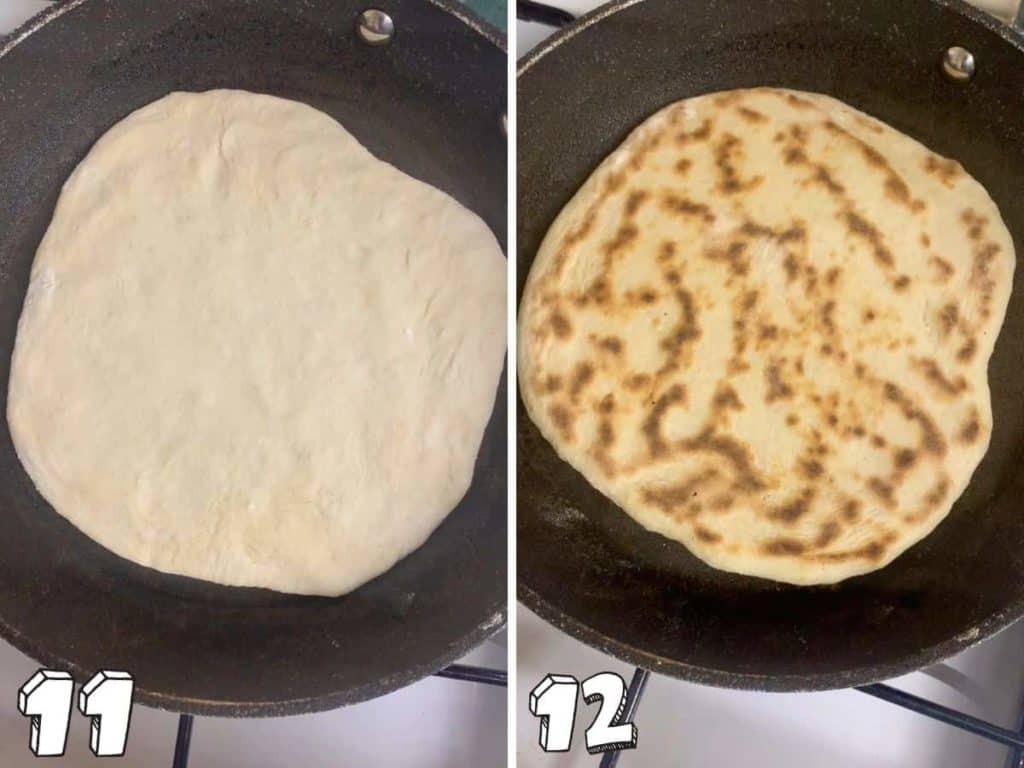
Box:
[529,672,640,754]
[528,674,579,752]
[581,672,638,754]
[18,669,74,757]
[79,670,135,757]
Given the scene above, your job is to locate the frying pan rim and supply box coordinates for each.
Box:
[516,0,1024,73]
[517,0,1024,691]
[0,0,507,716]
[0,0,507,59]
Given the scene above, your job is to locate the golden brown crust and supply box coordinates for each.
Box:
[518,88,1014,584]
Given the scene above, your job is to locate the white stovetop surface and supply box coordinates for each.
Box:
[518,2,1024,768]
[0,10,505,768]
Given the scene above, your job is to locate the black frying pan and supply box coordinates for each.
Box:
[0,0,506,716]
[517,0,1024,691]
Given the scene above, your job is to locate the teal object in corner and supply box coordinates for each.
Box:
[461,0,506,31]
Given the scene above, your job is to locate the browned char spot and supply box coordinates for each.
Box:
[549,310,571,338]
[815,521,842,548]
[924,154,962,185]
[843,210,894,269]
[604,171,626,195]
[742,220,776,238]
[962,208,988,241]
[957,338,978,363]
[660,289,701,363]
[602,223,639,258]
[867,476,896,508]
[779,223,807,244]
[642,384,686,458]
[694,526,722,544]
[548,404,573,440]
[914,357,967,396]
[712,382,744,411]
[763,538,806,556]
[893,448,917,470]
[737,106,768,123]
[597,336,623,355]
[758,324,780,343]
[813,165,845,195]
[823,119,922,212]
[625,373,651,391]
[930,256,955,282]
[681,428,765,491]
[842,499,862,522]
[799,459,825,479]
[938,303,959,336]
[959,411,982,443]
[815,536,893,563]
[570,361,594,398]
[624,189,650,217]
[675,158,693,174]
[710,494,735,511]
[783,253,800,282]
[661,193,715,222]
[705,240,749,276]
[884,175,914,207]
[883,381,947,456]
[765,359,794,403]
[641,468,717,516]
[675,119,712,145]
[714,132,763,194]
[784,146,807,166]
[924,475,950,508]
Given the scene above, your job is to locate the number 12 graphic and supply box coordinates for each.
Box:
[18,669,134,757]
[529,672,639,754]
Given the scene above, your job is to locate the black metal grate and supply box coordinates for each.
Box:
[596,668,1024,767]
[170,664,507,767]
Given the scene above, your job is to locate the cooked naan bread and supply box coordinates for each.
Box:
[519,88,1014,585]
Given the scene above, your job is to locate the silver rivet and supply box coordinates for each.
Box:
[941,46,975,82]
[501,114,507,136]
[357,9,394,45]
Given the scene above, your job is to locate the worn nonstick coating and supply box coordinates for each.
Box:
[0,0,506,715]
[517,0,1024,691]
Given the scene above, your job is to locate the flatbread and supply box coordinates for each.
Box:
[518,87,1014,585]
[9,90,506,596]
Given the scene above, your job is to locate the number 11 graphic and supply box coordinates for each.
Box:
[18,670,73,757]
[18,669,135,757]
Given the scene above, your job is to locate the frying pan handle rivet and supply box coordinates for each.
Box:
[357,9,395,45]
[941,46,975,82]
[502,114,507,136]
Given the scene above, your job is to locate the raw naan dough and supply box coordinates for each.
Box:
[519,87,1014,585]
[9,90,506,596]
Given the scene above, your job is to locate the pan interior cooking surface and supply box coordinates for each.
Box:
[0,0,506,714]
[518,0,1024,690]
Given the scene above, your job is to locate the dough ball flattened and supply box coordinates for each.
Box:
[9,90,507,596]
[519,87,1013,585]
